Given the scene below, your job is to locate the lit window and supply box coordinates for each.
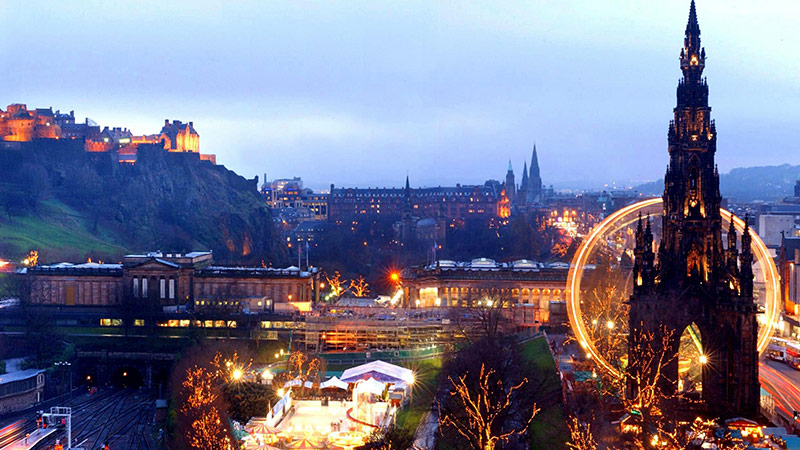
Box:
[134,319,145,327]
[142,278,148,297]
[160,279,166,299]
[133,278,139,297]
[169,279,175,299]
[100,318,112,326]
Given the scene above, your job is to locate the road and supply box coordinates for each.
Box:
[760,359,800,429]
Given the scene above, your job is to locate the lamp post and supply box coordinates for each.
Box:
[54,361,72,401]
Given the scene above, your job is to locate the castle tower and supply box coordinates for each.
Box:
[528,144,543,203]
[627,0,759,418]
[505,161,516,205]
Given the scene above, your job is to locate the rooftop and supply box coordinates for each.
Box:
[0,369,44,386]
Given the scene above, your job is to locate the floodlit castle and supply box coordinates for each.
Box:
[0,103,215,164]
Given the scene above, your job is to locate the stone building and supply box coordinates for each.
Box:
[328,177,502,223]
[0,104,62,142]
[25,252,319,313]
[0,369,45,415]
[159,119,200,153]
[400,258,571,326]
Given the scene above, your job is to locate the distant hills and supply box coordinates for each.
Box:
[0,141,282,263]
[635,164,800,202]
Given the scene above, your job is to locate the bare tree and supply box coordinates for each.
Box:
[348,275,370,297]
[438,363,538,450]
[178,366,232,450]
[566,416,598,450]
[324,270,347,298]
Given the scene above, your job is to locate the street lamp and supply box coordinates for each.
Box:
[699,354,708,364]
[54,362,72,401]
[606,320,615,330]
[231,369,243,381]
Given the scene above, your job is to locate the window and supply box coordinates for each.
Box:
[160,279,166,299]
[133,278,139,297]
[134,319,145,327]
[169,279,175,299]
[142,278,148,297]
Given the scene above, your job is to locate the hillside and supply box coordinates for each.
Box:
[0,141,282,263]
[635,164,800,202]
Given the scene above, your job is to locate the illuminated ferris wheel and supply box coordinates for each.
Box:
[566,198,780,380]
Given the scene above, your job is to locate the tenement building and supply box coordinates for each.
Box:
[24,252,319,313]
[328,177,503,222]
[400,258,571,326]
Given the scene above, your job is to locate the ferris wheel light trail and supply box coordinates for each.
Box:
[567,198,780,379]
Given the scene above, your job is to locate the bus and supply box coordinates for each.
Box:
[786,342,800,370]
[767,337,791,361]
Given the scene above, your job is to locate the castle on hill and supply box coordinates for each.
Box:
[0,103,215,164]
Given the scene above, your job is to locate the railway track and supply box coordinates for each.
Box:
[47,389,157,450]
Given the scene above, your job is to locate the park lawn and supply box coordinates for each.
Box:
[393,358,443,434]
[519,336,570,450]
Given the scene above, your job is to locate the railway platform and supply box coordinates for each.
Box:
[3,427,56,450]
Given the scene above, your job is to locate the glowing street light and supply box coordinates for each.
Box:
[231,369,243,381]
[606,320,615,330]
[699,354,708,364]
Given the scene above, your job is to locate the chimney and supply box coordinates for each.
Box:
[189,121,193,127]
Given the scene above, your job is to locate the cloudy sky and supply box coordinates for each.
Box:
[2,1,799,190]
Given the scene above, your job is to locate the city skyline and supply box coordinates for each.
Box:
[3,1,799,190]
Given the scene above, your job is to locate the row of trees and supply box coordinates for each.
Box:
[307,212,575,298]
[323,271,370,298]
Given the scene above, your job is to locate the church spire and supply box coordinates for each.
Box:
[530,144,540,179]
[680,0,705,82]
[686,0,700,43]
[520,161,529,204]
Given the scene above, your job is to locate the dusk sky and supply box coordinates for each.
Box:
[3,1,799,191]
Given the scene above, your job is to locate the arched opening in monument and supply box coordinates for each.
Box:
[678,323,704,394]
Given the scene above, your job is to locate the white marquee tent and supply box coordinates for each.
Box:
[340,360,414,385]
[320,376,349,390]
